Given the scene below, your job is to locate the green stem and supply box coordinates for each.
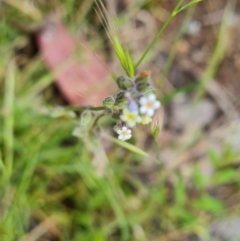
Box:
[3,60,15,178]
[92,112,105,128]
[0,149,5,173]
[158,5,196,86]
[175,0,202,14]
[134,0,184,69]
[195,0,235,101]
[68,106,105,112]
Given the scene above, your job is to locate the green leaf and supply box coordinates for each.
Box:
[152,127,160,140]
[102,134,149,158]
[151,182,166,205]
[192,165,209,189]
[171,206,195,225]
[113,38,134,77]
[174,173,186,205]
[193,195,224,213]
[223,144,234,161]
[113,38,125,66]
[208,148,220,167]
[125,51,134,77]
[212,169,237,185]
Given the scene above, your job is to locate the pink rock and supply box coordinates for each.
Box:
[37,21,113,106]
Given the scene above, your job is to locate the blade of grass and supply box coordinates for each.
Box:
[134,0,203,69]
[158,5,196,86]
[3,0,42,21]
[20,52,82,103]
[20,71,54,103]
[99,178,129,240]
[75,0,95,24]
[125,51,134,77]
[161,82,197,104]
[175,0,203,14]
[102,133,149,158]
[95,1,135,77]
[3,60,15,178]
[134,0,184,69]
[195,0,236,100]
[113,38,135,77]
[0,149,5,173]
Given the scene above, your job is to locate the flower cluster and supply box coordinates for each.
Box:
[106,70,161,141]
[68,70,161,142]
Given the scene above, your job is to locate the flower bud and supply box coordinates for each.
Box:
[103,96,115,108]
[135,70,151,84]
[80,109,92,126]
[136,82,150,93]
[116,76,133,90]
[115,91,128,108]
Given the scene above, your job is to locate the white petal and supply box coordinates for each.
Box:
[134,113,141,121]
[120,116,127,122]
[117,130,122,134]
[148,94,156,101]
[147,109,154,117]
[132,111,139,115]
[141,115,152,125]
[140,106,147,114]
[128,121,135,127]
[121,136,127,141]
[122,126,127,131]
[125,134,132,140]
[154,101,161,109]
[136,116,142,123]
[139,96,147,105]
[118,135,123,140]
[127,129,132,134]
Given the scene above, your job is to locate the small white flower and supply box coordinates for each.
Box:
[140,115,152,125]
[139,94,161,117]
[120,108,141,127]
[117,127,132,141]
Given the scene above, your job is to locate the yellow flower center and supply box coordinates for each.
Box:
[126,113,135,120]
[122,131,127,136]
[146,101,153,108]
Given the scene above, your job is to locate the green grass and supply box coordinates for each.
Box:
[1,0,240,241]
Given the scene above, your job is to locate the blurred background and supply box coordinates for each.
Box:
[1,0,240,240]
